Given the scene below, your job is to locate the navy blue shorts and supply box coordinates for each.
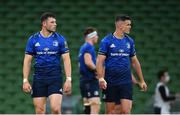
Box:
[80,80,100,98]
[102,83,132,104]
[31,77,63,98]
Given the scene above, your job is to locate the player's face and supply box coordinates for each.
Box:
[163,72,170,83]
[117,20,131,34]
[44,17,57,32]
[122,20,131,34]
[93,35,98,44]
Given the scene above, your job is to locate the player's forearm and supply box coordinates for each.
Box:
[86,61,96,71]
[132,61,144,82]
[84,53,96,71]
[64,60,71,78]
[131,74,138,84]
[96,60,104,79]
[23,61,31,80]
[23,54,33,82]
[63,53,72,78]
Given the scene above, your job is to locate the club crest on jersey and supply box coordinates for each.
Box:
[126,43,130,49]
[110,43,116,48]
[35,42,40,47]
[44,47,49,51]
[119,49,124,53]
[53,40,58,47]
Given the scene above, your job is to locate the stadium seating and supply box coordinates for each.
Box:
[0,0,179,113]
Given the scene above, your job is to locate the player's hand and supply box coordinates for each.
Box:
[99,78,107,89]
[63,79,72,94]
[139,81,147,92]
[23,81,32,93]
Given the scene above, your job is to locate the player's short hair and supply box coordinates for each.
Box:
[83,27,97,38]
[40,12,56,23]
[157,68,168,80]
[115,15,131,22]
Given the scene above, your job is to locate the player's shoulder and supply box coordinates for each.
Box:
[54,32,66,40]
[124,34,134,43]
[101,33,113,43]
[82,42,93,50]
[30,32,38,38]
[28,32,39,41]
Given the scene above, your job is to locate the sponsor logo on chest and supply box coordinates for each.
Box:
[53,40,58,47]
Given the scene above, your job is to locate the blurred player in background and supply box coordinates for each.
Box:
[154,69,180,114]
[22,12,72,114]
[78,27,100,114]
[96,15,147,114]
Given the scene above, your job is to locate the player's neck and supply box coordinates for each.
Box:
[86,40,94,45]
[40,30,53,38]
[113,31,124,39]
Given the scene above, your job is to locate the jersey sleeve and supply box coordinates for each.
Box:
[130,39,136,57]
[25,36,35,55]
[98,38,108,56]
[84,46,92,54]
[59,35,69,54]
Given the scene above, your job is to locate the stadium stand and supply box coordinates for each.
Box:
[0,0,179,113]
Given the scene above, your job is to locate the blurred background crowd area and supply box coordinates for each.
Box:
[0,0,179,113]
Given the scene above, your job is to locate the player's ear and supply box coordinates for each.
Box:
[115,21,119,28]
[116,21,122,28]
[42,20,46,26]
[117,22,122,28]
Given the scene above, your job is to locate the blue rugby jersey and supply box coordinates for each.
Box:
[25,32,69,79]
[78,42,96,82]
[98,33,136,86]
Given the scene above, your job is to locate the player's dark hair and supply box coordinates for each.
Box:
[115,15,131,22]
[40,12,56,23]
[157,69,168,80]
[83,27,97,38]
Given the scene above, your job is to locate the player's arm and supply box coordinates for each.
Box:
[96,54,107,89]
[84,53,96,71]
[131,55,147,91]
[62,52,72,94]
[96,55,106,79]
[62,52,71,79]
[23,54,33,93]
[131,73,142,88]
[131,73,138,84]
[23,54,33,81]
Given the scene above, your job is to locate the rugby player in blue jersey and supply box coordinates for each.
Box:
[22,12,72,114]
[78,27,100,114]
[96,15,147,114]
